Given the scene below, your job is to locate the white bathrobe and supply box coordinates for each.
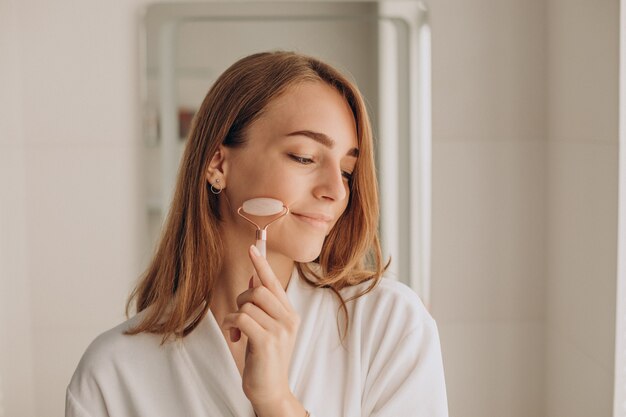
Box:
[66,269,448,417]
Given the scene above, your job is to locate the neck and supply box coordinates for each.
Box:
[210,224,295,320]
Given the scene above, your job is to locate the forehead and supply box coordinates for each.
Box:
[250,81,358,149]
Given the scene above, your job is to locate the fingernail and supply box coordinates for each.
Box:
[250,245,261,257]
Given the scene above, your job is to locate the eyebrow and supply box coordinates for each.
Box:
[286,130,359,157]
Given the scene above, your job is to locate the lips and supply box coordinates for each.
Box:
[292,212,333,229]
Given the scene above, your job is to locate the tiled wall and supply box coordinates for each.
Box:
[429,0,618,416]
[429,0,548,416]
[544,0,619,416]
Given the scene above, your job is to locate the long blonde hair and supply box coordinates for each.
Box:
[126,51,388,341]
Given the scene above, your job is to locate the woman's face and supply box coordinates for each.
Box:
[218,81,359,262]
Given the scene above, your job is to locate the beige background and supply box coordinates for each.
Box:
[0,0,620,416]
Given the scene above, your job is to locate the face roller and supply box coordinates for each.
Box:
[237,197,289,259]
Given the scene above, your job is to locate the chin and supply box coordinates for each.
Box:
[295,252,322,263]
[279,240,324,263]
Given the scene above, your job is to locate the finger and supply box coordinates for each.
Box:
[223,312,265,343]
[237,301,276,330]
[248,245,293,311]
[236,285,289,320]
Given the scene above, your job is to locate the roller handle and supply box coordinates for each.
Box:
[255,239,266,259]
[252,239,266,287]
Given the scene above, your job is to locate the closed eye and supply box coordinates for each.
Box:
[289,153,353,184]
[288,154,315,165]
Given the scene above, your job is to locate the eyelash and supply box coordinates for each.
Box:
[289,154,314,165]
[288,154,353,182]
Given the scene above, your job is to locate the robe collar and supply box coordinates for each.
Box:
[180,266,328,416]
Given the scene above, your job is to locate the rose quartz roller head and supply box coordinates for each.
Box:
[237,198,289,258]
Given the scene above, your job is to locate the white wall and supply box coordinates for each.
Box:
[0,1,34,416]
[0,0,146,415]
[429,0,619,417]
[430,0,547,416]
[545,0,619,416]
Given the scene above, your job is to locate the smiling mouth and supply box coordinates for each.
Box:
[292,213,332,230]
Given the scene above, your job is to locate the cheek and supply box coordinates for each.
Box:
[335,187,351,215]
[245,168,304,206]
[229,158,295,203]
[268,222,326,262]
[326,190,352,231]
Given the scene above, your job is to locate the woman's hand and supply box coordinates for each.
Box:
[222,245,306,417]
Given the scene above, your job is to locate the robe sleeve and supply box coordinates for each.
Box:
[66,388,96,417]
[361,316,449,417]
[65,363,111,417]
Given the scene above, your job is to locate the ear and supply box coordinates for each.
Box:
[205,145,229,187]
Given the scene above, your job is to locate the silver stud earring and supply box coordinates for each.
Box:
[210,178,222,195]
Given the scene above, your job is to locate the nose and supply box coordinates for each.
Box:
[313,163,348,202]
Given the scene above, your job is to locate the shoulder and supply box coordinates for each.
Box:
[345,279,449,416]
[66,310,181,414]
[79,312,153,362]
[295,266,435,333]
[341,277,435,331]
[333,276,441,360]
[68,310,167,390]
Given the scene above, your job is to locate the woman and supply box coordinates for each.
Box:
[66,51,448,417]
